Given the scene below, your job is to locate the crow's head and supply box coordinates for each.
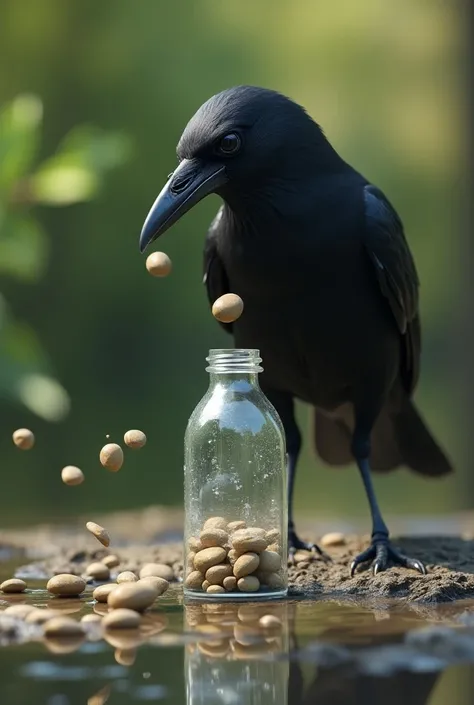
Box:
[139,86,329,252]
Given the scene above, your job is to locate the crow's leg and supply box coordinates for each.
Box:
[350,426,426,576]
[264,389,329,561]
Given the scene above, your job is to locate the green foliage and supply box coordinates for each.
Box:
[0,93,131,421]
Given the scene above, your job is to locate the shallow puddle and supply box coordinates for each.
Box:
[3,563,474,704]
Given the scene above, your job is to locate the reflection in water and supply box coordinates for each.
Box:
[184,602,289,705]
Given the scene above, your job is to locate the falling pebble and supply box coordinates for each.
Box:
[146,252,172,277]
[12,428,35,450]
[61,465,84,486]
[100,443,124,472]
[86,521,110,547]
[105,434,110,439]
[212,293,244,323]
[124,429,147,449]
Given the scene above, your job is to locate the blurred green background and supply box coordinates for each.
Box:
[0,0,467,526]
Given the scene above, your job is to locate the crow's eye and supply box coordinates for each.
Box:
[217,133,241,155]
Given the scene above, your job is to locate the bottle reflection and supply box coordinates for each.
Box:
[184,601,289,705]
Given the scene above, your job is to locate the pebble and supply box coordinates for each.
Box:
[86,562,110,581]
[93,583,117,603]
[223,576,237,591]
[108,582,158,612]
[86,521,110,547]
[207,584,226,594]
[185,571,205,590]
[293,550,312,563]
[205,563,233,585]
[232,529,267,554]
[227,549,238,566]
[25,609,57,625]
[43,616,84,637]
[200,528,228,548]
[115,647,136,666]
[124,429,147,449]
[320,532,346,547]
[259,614,282,630]
[103,608,140,629]
[188,536,203,552]
[4,604,36,619]
[201,580,211,591]
[258,550,281,573]
[146,251,172,277]
[117,571,138,583]
[237,605,261,622]
[137,576,169,595]
[44,634,85,654]
[194,547,227,573]
[81,613,102,625]
[99,443,124,472]
[1,578,26,594]
[212,293,244,323]
[233,553,260,579]
[234,623,261,646]
[47,574,86,596]
[227,520,246,532]
[265,529,280,543]
[12,428,35,450]
[103,554,120,568]
[61,465,84,486]
[139,563,174,581]
[237,576,260,592]
[264,572,284,589]
[203,516,228,531]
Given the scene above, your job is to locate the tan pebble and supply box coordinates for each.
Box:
[259,614,282,630]
[200,528,228,548]
[202,580,211,591]
[93,603,110,616]
[115,647,136,666]
[297,561,310,570]
[25,609,57,625]
[265,529,280,544]
[234,623,261,646]
[123,429,147,449]
[237,576,260,592]
[81,613,102,625]
[1,578,26,593]
[4,604,36,618]
[188,536,202,552]
[293,550,312,563]
[93,583,117,603]
[203,516,228,531]
[321,532,346,547]
[61,465,84,486]
[233,552,260,579]
[86,521,110,548]
[237,605,261,622]
[265,572,285,589]
[227,549,238,565]
[194,547,227,573]
[212,293,244,323]
[258,551,281,573]
[137,576,169,595]
[139,563,174,581]
[246,527,266,537]
[223,576,237,591]
[99,443,124,472]
[206,563,233,585]
[103,554,120,569]
[87,684,111,705]
[185,571,205,590]
[227,520,246,532]
[44,634,85,654]
[207,584,226,594]
[232,529,267,554]
[43,616,84,637]
[103,608,140,629]
[47,574,86,596]
[117,571,138,583]
[12,428,35,450]
[187,551,196,568]
[146,251,172,277]
[108,583,158,612]
[267,543,281,553]
[86,562,110,581]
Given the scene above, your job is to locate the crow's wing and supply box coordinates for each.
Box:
[203,206,233,334]
[363,184,421,394]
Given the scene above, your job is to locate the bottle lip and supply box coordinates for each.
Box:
[206,348,263,373]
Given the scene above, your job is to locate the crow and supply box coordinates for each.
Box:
[139,86,452,574]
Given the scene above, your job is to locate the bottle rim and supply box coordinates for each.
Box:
[206,348,263,373]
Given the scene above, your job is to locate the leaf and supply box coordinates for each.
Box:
[0,212,49,281]
[31,162,99,205]
[56,124,133,172]
[0,94,42,192]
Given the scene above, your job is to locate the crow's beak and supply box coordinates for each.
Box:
[139,158,227,253]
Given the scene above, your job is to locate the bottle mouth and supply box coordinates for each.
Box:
[206,349,263,373]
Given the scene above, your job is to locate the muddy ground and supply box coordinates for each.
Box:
[2,506,474,603]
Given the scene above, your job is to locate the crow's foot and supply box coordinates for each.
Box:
[288,527,331,563]
[350,535,426,576]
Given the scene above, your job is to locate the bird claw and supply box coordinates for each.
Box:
[288,530,332,563]
[350,537,427,577]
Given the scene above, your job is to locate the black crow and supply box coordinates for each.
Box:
[139,86,452,574]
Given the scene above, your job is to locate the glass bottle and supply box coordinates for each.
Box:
[183,348,288,600]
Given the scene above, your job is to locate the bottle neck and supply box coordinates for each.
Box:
[206,349,263,389]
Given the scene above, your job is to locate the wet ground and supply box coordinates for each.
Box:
[3,511,474,704]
